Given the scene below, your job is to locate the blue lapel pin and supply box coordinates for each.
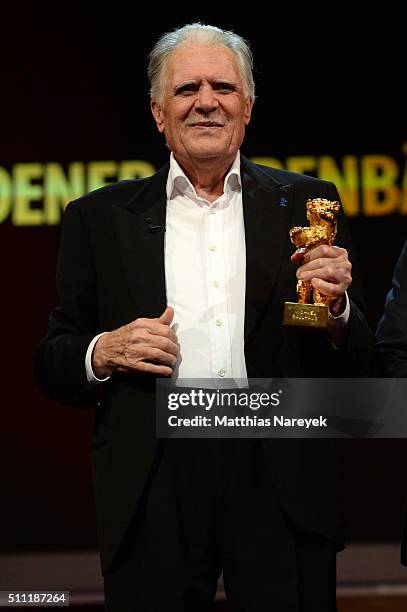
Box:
[279,196,288,207]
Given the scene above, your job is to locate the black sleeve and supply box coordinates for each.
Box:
[34,201,103,407]
[375,240,407,376]
[325,182,375,375]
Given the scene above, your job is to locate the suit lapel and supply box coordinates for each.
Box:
[112,164,169,317]
[241,157,296,341]
[111,156,296,337]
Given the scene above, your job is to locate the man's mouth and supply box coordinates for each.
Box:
[189,121,224,128]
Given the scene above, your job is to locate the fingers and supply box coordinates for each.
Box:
[99,308,180,377]
[143,346,178,367]
[124,327,179,369]
[117,361,173,377]
[290,248,307,265]
[310,277,348,299]
[302,245,347,264]
[297,262,352,283]
[291,245,345,267]
[133,307,178,344]
[140,363,173,376]
[117,341,178,376]
[294,246,352,297]
[297,246,351,278]
[143,332,180,358]
[133,319,179,344]
[124,307,179,374]
[156,306,174,326]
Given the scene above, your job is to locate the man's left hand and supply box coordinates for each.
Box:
[291,245,352,316]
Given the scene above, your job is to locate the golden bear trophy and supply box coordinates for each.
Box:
[283,198,340,328]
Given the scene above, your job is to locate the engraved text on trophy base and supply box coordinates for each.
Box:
[283,302,328,329]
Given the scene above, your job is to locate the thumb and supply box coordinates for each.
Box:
[291,248,306,266]
[157,306,174,326]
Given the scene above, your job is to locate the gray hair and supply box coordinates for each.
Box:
[148,23,255,104]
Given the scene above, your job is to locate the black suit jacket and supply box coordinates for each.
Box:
[375,240,407,564]
[35,156,374,573]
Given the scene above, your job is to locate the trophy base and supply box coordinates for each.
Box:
[283,302,328,329]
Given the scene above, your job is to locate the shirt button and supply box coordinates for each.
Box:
[213,280,220,288]
[215,319,223,326]
[209,245,217,251]
[209,207,217,214]
[218,368,226,377]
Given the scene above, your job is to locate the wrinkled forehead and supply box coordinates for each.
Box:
[164,43,243,86]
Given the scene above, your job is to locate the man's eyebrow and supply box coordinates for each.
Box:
[211,80,238,89]
[211,79,237,86]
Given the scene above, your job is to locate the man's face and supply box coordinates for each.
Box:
[151,43,253,166]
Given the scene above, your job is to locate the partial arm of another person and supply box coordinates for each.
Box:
[375,240,407,376]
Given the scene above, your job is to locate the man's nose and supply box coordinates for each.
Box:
[195,85,218,112]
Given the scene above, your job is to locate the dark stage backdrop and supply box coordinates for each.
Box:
[1,5,406,553]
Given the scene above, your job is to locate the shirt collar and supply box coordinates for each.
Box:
[166,151,242,200]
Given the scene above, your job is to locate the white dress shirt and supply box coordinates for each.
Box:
[164,152,247,387]
[85,153,349,384]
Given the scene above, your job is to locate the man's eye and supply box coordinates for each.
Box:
[175,85,196,95]
[214,83,235,93]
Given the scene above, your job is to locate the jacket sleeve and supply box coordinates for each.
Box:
[375,240,407,376]
[34,201,103,407]
[326,182,375,375]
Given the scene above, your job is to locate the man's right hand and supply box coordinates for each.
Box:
[92,307,179,378]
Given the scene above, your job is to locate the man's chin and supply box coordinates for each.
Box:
[185,144,236,161]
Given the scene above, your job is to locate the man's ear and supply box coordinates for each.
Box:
[151,101,165,133]
[244,97,254,126]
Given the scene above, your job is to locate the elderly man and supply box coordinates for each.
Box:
[35,23,373,612]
